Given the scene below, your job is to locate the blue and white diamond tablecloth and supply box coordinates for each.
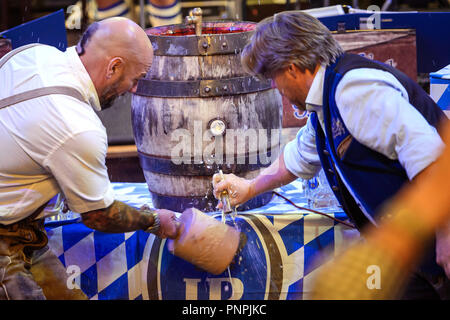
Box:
[44,180,360,300]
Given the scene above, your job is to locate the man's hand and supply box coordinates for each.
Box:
[212,173,254,209]
[211,153,297,209]
[81,200,180,237]
[436,220,450,279]
[154,209,179,239]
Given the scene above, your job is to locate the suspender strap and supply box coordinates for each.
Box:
[0,86,86,109]
[0,43,87,109]
[0,43,41,69]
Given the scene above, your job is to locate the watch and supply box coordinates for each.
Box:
[145,210,160,234]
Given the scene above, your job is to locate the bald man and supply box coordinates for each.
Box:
[0,18,178,300]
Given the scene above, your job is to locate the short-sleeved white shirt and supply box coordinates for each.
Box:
[283,65,444,181]
[0,45,114,225]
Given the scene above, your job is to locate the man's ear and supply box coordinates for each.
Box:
[106,57,124,79]
[287,63,298,79]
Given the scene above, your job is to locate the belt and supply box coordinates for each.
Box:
[0,201,50,257]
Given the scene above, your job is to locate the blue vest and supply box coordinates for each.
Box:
[312,53,445,229]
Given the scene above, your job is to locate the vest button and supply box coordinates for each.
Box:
[331,186,339,192]
[328,169,334,174]
[323,150,330,156]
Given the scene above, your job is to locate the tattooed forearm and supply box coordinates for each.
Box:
[80,200,155,233]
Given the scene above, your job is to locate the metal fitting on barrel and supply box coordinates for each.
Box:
[218,170,233,214]
[185,7,202,36]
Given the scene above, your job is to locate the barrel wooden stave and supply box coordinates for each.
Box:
[132,90,282,158]
[148,54,245,81]
[132,23,283,212]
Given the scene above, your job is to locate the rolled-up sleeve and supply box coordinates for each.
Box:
[335,68,445,180]
[283,117,322,180]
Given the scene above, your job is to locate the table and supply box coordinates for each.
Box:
[44,180,360,300]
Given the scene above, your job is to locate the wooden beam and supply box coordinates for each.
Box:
[107,144,138,159]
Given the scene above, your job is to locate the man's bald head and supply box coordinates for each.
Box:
[78,17,153,64]
[77,17,153,109]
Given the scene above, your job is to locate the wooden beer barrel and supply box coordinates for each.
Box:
[132,22,283,213]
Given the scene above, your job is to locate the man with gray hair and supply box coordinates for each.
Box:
[213,10,450,299]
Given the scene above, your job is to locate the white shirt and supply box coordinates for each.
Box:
[0,45,114,225]
[283,65,445,182]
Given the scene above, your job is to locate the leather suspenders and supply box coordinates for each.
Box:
[0,44,87,226]
[0,43,86,109]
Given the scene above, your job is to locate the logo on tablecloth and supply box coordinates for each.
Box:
[140,212,352,300]
[144,214,285,300]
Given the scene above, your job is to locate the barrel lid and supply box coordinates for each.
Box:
[146,22,256,56]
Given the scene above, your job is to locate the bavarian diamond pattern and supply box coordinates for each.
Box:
[44,180,359,300]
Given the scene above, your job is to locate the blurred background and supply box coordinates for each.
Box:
[2,1,450,33]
